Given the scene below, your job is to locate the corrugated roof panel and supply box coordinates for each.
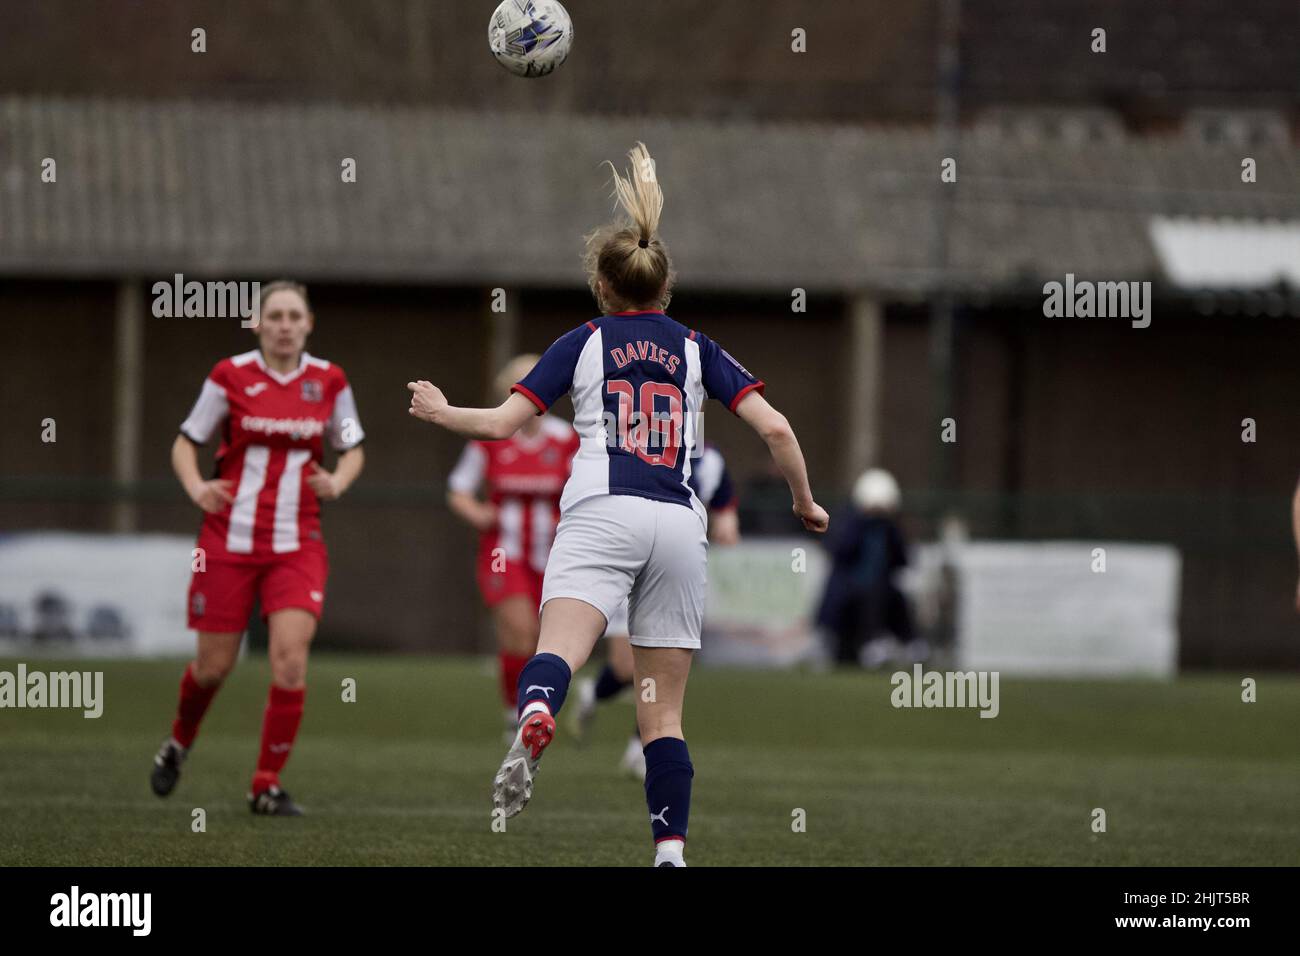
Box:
[1,96,1298,293]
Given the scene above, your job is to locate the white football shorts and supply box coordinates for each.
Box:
[541,493,707,649]
[604,598,630,638]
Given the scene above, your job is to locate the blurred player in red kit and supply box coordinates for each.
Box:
[447,354,580,737]
[149,280,366,816]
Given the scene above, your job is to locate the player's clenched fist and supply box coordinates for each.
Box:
[407,380,447,423]
[795,500,830,534]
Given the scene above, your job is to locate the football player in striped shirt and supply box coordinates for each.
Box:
[409,143,827,866]
[570,443,742,780]
[149,280,366,816]
[447,354,579,738]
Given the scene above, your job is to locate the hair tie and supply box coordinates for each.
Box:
[638,238,649,248]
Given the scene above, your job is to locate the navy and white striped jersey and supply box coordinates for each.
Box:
[511,310,762,526]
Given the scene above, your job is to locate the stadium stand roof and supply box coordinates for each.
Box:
[1,96,1297,295]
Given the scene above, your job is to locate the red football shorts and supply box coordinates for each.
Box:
[187,547,329,632]
[476,553,545,610]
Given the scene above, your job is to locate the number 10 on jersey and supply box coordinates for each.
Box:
[607,380,684,468]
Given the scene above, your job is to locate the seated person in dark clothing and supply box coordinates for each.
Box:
[815,469,919,667]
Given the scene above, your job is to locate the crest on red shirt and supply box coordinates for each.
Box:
[301,380,323,403]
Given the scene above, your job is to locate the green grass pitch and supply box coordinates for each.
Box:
[1,655,1296,866]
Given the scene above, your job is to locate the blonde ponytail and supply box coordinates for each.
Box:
[583,142,676,312]
[609,142,663,244]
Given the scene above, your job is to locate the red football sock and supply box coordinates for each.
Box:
[251,684,305,795]
[170,662,221,750]
[499,652,530,709]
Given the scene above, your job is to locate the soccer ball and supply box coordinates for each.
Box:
[488,0,573,78]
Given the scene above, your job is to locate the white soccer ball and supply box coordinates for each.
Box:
[488,0,574,78]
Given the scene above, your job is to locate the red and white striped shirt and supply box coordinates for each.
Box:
[448,416,579,574]
[180,350,364,560]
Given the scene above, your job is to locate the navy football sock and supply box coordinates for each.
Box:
[644,736,693,844]
[594,663,631,701]
[516,653,572,719]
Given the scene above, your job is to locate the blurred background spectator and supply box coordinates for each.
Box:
[815,469,923,668]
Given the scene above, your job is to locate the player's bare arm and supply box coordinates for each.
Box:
[171,433,233,514]
[1291,476,1300,613]
[708,507,741,545]
[407,381,536,440]
[734,390,828,533]
[447,490,498,532]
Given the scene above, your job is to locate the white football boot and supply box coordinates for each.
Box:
[654,838,687,867]
[568,677,598,744]
[619,735,647,781]
[492,707,556,819]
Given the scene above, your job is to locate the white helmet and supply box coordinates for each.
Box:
[852,468,900,513]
